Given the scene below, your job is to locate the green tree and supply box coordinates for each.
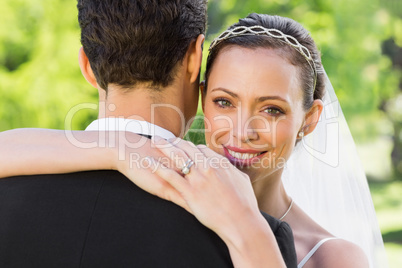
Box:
[0,0,96,131]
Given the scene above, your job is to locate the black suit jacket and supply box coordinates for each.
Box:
[0,171,297,267]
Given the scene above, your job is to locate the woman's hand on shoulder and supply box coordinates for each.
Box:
[314,239,369,268]
[146,136,260,235]
[146,137,286,267]
[111,132,190,210]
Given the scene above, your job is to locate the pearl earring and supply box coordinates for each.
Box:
[298,131,304,138]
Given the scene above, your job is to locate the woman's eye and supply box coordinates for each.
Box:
[214,99,232,108]
[264,107,283,115]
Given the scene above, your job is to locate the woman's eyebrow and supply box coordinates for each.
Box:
[211,87,289,104]
[256,96,289,104]
[211,87,238,98]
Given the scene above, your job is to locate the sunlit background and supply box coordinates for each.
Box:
[1,0,401,266]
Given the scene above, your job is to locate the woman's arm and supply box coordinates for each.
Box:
[0,128,187,209]
[145,137,287,268]
[0,128,116,177]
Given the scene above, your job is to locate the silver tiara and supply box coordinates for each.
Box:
[209,25,317,90]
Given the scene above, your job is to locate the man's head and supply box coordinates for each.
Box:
[77,0,207,91]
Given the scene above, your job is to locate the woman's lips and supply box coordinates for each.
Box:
[223,146,267,167]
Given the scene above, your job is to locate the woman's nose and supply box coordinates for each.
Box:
[233,115,261,143]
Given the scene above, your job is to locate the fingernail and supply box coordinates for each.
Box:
[168,137,179,143]
[152,135,164,144]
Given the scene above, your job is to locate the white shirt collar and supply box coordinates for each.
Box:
[85,118,176,140]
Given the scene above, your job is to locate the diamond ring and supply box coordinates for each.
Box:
[181,159,194,175]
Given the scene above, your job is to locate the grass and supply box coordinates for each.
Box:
[383,243,402,267]
[369,180,402,268]
[353,125,402,267]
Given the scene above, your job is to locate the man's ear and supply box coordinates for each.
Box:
[300,99,324,137]
[78,47,98,88]
[187,34,205,83]
[200,80,206,112]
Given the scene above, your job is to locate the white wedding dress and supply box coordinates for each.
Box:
[283,73,388,268]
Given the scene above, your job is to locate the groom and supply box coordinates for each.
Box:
[0,0,296,267]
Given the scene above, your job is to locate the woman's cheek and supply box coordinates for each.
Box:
[204,111,234,152]
[272,123,297,157]
[204,112,221,151]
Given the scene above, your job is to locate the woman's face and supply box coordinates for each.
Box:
[203,46,307,181]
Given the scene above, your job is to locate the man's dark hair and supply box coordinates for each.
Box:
[77,0,207,90]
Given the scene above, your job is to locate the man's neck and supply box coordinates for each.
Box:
[97,84,189,138]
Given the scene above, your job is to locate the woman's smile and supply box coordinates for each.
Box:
[223,145,268,167]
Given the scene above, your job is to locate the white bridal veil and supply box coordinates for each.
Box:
[282,72,388,268]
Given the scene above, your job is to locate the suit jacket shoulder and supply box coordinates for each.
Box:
[0,171,296,267]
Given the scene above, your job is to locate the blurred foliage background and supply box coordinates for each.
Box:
[0,0,401,266]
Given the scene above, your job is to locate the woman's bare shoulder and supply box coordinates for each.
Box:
[290,205,369,267]
[313,238,369,268]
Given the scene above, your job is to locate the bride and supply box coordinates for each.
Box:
[0,13,385,267]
